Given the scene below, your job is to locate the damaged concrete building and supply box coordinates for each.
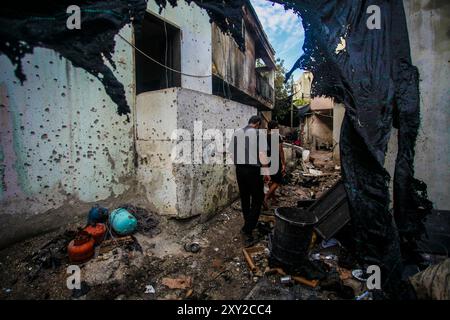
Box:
[0,1,275,247]
[294,72,345,164]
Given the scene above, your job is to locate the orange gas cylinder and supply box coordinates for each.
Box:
[68,231,95,263]
[83,223,107,244]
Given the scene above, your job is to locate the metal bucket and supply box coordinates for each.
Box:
[271,207,318,267]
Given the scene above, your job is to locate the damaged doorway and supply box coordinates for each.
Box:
[135,12,181,94]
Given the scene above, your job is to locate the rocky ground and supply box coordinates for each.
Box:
[0,151,353,300]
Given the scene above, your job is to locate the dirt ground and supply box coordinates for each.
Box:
[0,151,343,300]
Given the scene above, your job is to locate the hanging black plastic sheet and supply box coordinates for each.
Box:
[272,0,433,293]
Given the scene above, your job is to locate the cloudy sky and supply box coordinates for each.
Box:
[250,0,305,81]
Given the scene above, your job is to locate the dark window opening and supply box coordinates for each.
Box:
[135,13,181,94]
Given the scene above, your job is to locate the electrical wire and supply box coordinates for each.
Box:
[163,11,169,88]
[117,34,211,78]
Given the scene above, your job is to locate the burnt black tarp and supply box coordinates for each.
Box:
[297,104,310,121]
[272,0,432,293]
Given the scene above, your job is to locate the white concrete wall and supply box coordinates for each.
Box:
[385,1,450,210]
[136,89,179,215]
[293,71,313,101]
[0,25,136,217]
[0,1,214,247]
[332,103,345,164]
[310,96,334,110]
[136,88,256,219]
[147,1,212,95]
[303,114,333,149]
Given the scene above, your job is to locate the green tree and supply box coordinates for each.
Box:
[273,59,294,125]
[293,98,309,107]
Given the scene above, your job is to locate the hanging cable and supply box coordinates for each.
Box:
[163,11,169,88]
[117,34,211,78]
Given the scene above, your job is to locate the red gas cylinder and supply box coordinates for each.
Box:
[83,223,107,245]
[68,231,95,263]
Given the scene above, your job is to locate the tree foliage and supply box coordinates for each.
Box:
[273,59,294,125]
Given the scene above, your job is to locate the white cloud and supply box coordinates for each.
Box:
[251,0,304,79]
[251,0,302,37]
[251,0,304,57]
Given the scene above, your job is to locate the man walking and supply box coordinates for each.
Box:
[230,115,270,242]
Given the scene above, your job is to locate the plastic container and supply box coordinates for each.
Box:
[87,205,109,224]
[68,231,95,263]
[109,208,137,235]
[271,207,318,267]
[83,223,107,244]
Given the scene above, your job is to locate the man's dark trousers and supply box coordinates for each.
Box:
[235,165,264,234]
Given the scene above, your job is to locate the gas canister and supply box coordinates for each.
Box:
[68,231,95,263]
[109,208,137,235]
[83,223,106,244]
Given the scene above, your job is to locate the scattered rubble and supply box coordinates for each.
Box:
[0,151,447,300]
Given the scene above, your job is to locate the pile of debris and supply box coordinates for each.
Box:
[15,204,160,298]
[1,148,447,300]
[241,208,449,300]
[280,148,340,202]
[241,149,448,300]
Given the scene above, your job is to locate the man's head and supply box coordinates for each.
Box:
[248,115,262,129]
[268,120,279,131]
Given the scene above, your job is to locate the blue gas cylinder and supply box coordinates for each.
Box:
[88,205,109,224]
[109,208,137,235]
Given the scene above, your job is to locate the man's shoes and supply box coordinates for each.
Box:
[240,227,254,244]
[240,227,253,237]
[256,221,272,236]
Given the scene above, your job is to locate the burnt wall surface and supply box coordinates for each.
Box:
[386,0,450,211]
[212,23,256,102]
